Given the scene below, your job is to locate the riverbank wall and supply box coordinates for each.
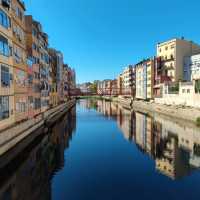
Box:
[0,99,75,156]
[77,96,200,124]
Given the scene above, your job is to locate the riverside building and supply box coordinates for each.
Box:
[154,38,200,97]
[135,58,154,100]
[0,0,14,129]
[25,16,42,117]
[11,0,28,122]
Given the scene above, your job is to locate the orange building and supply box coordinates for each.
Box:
[25,16,41,117]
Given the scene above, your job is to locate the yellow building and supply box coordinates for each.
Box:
[0,1,15,129]
[155,38,200,96]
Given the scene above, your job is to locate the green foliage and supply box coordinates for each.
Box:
[196,117,200,127]
[89,82,97,93]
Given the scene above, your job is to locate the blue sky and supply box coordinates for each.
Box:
[25,0,200,83]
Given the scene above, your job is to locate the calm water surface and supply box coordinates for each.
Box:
[1,99,200,200]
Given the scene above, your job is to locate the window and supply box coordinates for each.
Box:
[1,65,10,87]
[0,96,9,120]
[187,89,190,93]
[32,43,37,50]
[34,98,41,109]
[32,28,37,37]
[16,102,26,113]
[171,45,175,49]
[0,35,9,56]
[13,45,23,63]
[16,7,23,21]
[0,9,10,29]
[28,74,33,85]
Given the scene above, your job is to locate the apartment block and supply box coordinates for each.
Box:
[49,49,58,107]
[63,64,76,99]
[38,31,49,112]
[48,49,64,103]
[25,16,41,117]
[0,0,14,129]
[97,79,113,95]
[11,0,28,122]
[184,54,200,93]
[154,38,200,97]
[135,58,154,100]
[0,0,76,131]
[120,65,135,96]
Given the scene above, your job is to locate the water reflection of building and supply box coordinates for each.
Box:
[117,107,135,141]
[85,99,200,180]
[93,99,136,141]
[0,107,76,200]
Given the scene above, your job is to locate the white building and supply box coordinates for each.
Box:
[184,54,200,81]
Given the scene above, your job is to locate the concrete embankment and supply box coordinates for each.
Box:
[78,96,200,124]
[131,101,200,124]
[115,97,200,124]
[0,100,75,156]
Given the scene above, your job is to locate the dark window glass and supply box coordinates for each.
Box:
[0,35,9,56]
[0,9,10,29]
[1,65,10,87]
[0,96,9,120]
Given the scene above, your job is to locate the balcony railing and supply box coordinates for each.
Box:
[155,75,172,85]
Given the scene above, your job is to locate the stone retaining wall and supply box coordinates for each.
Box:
[0,100,75,156]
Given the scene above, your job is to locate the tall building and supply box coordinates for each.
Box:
[0,0,76,131]
[111,79,118,95]
[38,28,49,112]
[184,54,200,93]
[0,0,15,129]
[117,74,122,95]
[97,79,112,95]
[49,49,58,107]
[25,16,41,116]
[135,58,154,100]
[63,64,76,99]
[154,38,200,97]
[120,65,135,96]
[11,0,28,122]
[48,49,64,103]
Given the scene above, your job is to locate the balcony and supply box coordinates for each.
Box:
[154,75,172,86]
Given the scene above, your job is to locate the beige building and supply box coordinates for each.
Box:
[146,59,154,99]
[135,58,154,100]
[117,74,122,95]
[154,38,200,97]
[120,65,135,96]
[0,1,15,129]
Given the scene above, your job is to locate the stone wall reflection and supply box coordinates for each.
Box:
[83,99,200,180]
[0,106,76,200]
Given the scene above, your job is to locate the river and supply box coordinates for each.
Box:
[1,99,200,200]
